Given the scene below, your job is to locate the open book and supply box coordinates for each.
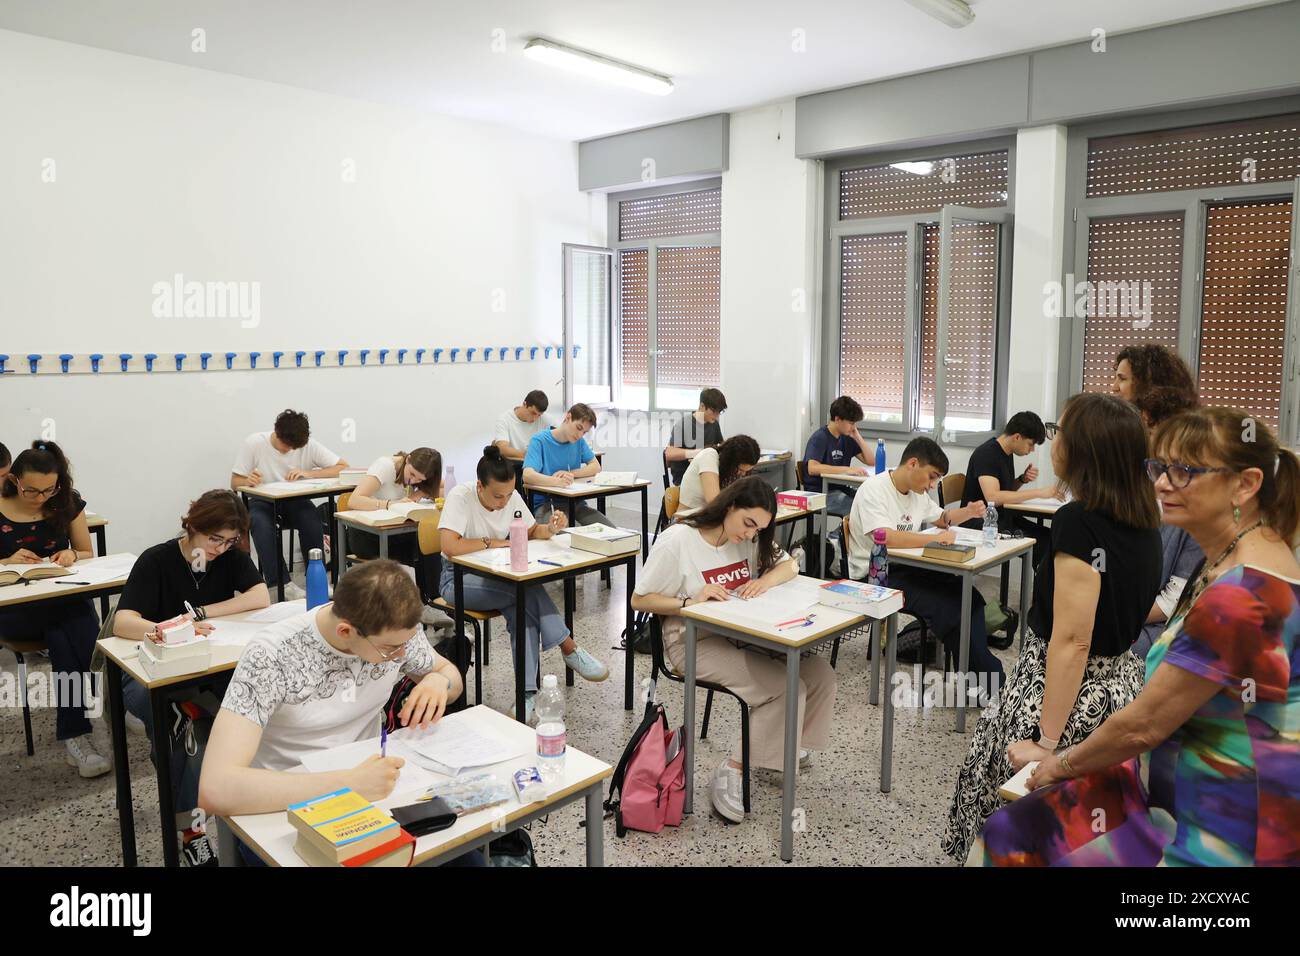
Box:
[0,562,73,586]
[340,502,440,527]
[592,471,638,487]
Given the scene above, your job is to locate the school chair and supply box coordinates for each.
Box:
[937,473,965,509]
[0,635,45,756]
[648,615,751,814]
[653,485,681,538]
[416,514,498,707]
[794,459,806,491]
[661,450,671,489]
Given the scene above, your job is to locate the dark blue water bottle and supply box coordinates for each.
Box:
[874,438,886,475]
[306,547,329,609]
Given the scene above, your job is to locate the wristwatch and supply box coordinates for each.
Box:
[481,537,490,549]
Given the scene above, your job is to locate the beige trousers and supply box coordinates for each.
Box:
[663,618,836,772]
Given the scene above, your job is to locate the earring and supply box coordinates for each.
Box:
[1233,505,1241,523]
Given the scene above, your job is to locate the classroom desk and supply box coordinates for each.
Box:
[774,504,826,578]
[523,479,651,562]
[333,510,419,565]
[820,469,874,498]
[752,451,793,490]
[85,512,108,557]
[223,705,612,867]
[680,579,900,862]
[886,536,1035,733]
[98,601,302,868]
[0,552,134,621]
[448,533,639,721]
[238,477,359,601]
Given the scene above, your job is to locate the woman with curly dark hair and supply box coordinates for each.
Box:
[1112,344,1197,406]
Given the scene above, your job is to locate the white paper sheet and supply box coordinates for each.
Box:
[394,713,529,775]
[559,481,601,493]
[245,600,306,623]
[253,479,338,495]
[67,553,138,585]
[918,526,986,547]
[592,472,638,486]
[722,579,822,625]
[298,737,441,793]
[205,619,269,647]
[1018,496,1067,509]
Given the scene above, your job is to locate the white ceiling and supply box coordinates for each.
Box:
[0,0,1282,141]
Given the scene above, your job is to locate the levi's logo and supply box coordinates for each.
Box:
[704,560,751,590]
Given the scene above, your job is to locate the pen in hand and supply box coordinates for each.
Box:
[380,725,387,758]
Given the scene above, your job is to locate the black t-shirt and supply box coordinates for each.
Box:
[118,539,263,624]
[1027,501,1162,657]
[0,491,86,556]
[668,414,724,485]
[961,437,1016,530]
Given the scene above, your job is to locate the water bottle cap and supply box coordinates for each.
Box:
[873,528,887,542]
[541,674,557,688]
[514,510,522,518]
[308,548,324,561]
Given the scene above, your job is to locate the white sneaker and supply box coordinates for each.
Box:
[281,581,307,601]
[125,712,147,737]
[799,748,812,769]
[65,734,111,778]
[710,760,745,824]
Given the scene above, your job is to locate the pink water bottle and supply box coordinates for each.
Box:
[509,510,529,572]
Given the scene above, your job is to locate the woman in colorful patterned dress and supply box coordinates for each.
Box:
[974,406,1300,866]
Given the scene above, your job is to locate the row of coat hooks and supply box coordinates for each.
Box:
[0,345,576,375]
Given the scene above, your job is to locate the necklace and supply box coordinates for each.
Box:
[1184,520,1262,610]
[180,538,207,591]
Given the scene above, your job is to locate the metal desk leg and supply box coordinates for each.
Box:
[806,513,817,577]
[451,564,468,716]
[780,648,800,863]
[563,576,575,687]
[326,493,340,584]
[955,572,972,733]
[93,526,106,558]
[624,558,636,710]
[682,618,697,815]
[335,514,346,582]
[585,785,604,866]
[379,528,389,560]
[868,620,881,706]
[106,660,136,867]
[999,562,1010,607]
[149,685,180,867]
[818,511,827,579]
[1018,550,1033,655]
[273,500,285,603]
[640,485,649,561]
[880,613,898,793]
[514,581,528,722]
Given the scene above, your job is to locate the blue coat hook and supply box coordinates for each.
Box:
[529,347,539,361]
[359,349,370,366]
[337,350,348,366]
[248,352,260,370]
[119,353,133,372]
[295,351,306,368]
[465,348,475,362]
[175,353,187,372]
[144,353,158,372]
[0,355,8,374]
[59,354,74,373]
[544,347,553,360]
[572,345,581,360]
[314,351,325,368]
[433,349,443,364]
[397,349,408,365]
[200,353,212,371]
[273,351,284,369]
[515,347,524,361]
[498,347,508,362]
[416,349,426,365]
[379,349,389,365]
[450,348,461,363]
[225,352,237,370]
[27,354,41,374]
[480,348,489,363]
[89,354,102,373]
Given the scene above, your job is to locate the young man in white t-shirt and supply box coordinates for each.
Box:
[230,409,350,595]
[494,390,549,461]
[847,437,1003,690]
[199,560,462,832]
[439,445,609,723]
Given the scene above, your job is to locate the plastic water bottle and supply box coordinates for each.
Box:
[305,548,329,609]
[509,510,529,572]
[983,503,999,548]
[868,528,889,587]
[443,465,457,496]
[535,675,566,783]
[874,439,886,475]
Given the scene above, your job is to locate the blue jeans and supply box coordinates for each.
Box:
[439,563,569,693]
[121,672,205,812]
[0,599,98,741]
[890,565,1004,684]
[248,497,324,587]
[534,501,615,528]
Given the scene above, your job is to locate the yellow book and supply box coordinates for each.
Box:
[287,788,400,862]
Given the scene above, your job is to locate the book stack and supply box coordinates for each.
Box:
[922,542,976,564]
[137,617,212,680]
[568,524,641,556]
[816,579,904,615]
[288,788,416,867]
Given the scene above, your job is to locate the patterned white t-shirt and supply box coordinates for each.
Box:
[221,608,437,771]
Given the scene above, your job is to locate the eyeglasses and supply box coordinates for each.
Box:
[361,632,414,662]
[1044,422,1059,440]
[11,479,59,499]
[206,533,241,550]
[1143,458,1232,489]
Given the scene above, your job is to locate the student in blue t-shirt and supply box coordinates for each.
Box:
[521,403,615,527]
[802,396,874,519]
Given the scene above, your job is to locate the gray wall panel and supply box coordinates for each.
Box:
[579,113,728,192]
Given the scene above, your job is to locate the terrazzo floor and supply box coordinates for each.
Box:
[1,560,1023,868]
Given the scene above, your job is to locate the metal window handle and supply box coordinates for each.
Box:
[942,355,963,367]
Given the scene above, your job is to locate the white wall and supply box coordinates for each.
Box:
[0,30,603,556]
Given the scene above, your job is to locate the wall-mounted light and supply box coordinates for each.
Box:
[522,38,674,96]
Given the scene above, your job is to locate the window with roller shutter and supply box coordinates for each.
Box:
[827,144,1013,437]
[610,183,722,411]
[1071,109,1300,443]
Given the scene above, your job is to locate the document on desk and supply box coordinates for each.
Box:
[395,713,529,775]
[253,479,337,495]
[245,600,306,623]
[299,737,440,793]
[206,619,268,647]
[559,481,601,493]
[1019,496,1067,509]
[723,579,821,626]
[69,553,138,584]
[920,527,985,548]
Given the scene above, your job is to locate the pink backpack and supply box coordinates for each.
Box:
[604,685,686,837]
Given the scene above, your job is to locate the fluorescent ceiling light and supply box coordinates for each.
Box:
[904,0,975,28]
[523,38,674,96]
[891,161,935,175]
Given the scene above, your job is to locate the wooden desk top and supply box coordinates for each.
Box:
[225,705,613,867]
[238,477,360,500]
[85,513,108,529]
[448,534,637,582]
[522,479,652,497]
[334,510,421,532]
[0,552,135,609]
[681,576,884,648]
[888,535,1035,573]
